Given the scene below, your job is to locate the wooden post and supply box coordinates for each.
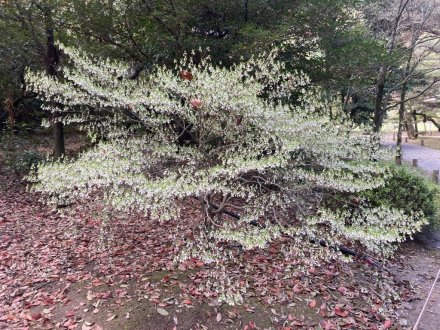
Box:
[412,159,418,167]
[433,170,439,184]
[421,139,425,146]
[405,137,408,143]
[395,156,402,166]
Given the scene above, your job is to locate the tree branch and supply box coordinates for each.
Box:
[386,78,440,111]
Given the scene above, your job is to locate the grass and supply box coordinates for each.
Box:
[405,135,440,150]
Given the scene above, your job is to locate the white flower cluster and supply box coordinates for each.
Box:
[26,44,425,262]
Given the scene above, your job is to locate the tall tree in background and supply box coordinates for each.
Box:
[0,0,65,157]
[42,2,64,158]
[411,46,440,131]
[2,0,437,136]
[364,0,440,132]
[364,0,412,132]
[393,0,440,162]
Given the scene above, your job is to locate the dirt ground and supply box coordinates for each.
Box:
[391,240,440,330]
[39,241,440,330]
[30,240,440,330]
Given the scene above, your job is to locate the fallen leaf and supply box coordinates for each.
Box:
[82,324,93,330]
[31,313,42,320]
[87,291,94,301]
[157,308,169,316]
[338,286,347,294]
[383,319,392,329]
[335,306,349,317]
[63,319,76,327]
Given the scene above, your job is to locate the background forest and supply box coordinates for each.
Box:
[1,0,440,138]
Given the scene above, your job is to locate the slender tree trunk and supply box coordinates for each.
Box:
[244,0,249,22]
[53,122,65,158]
[43,6,64,159]
[373,67,386,132]
[396,46,414,163]
[396,86,406,165]
[373,0,410,132]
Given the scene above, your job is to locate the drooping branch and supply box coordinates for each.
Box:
[414,111,440,131]
[202,197,382,267]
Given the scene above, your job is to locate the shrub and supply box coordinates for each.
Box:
[362,166,436,224]
[25,43,425,277]
[14,150,43,174]
[0,132,43,174]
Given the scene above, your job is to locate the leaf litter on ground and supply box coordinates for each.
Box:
[0,170,423,329]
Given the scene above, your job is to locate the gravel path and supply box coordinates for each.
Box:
[383,141,440,173]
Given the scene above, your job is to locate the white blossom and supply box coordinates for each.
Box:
[25,44,426,266]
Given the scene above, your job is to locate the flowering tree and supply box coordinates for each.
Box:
[26,44,425,267]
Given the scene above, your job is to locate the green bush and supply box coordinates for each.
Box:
[14,150,43,174]
[362,166,437,224]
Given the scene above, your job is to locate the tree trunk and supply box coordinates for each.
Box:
[412,111,419,138]
[373,67,386,132]
[244,0,249,22]
[43,6,64,159]
[53,121,65,158]
[373,0,410,132]
[396,45,414,162]
[405,111,416,139]
[396,84,406,164]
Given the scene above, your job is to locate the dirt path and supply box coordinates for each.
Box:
[393,242,440,330]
